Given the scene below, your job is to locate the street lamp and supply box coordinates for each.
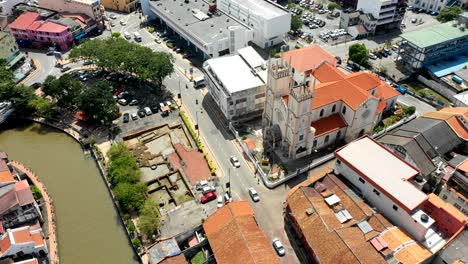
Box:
[195,110,200,138]
[178,79,182,105]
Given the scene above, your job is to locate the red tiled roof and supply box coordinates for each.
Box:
[423,108,468,140]
[7,12,40,30]
[282,45,336,73]
[203,201,279,264]
[446,116,468,141]
[37,21,68,33]
[0,160,9,172]
[0,233,11,254]
[312,79,371,110]
[173,144,211,185]
[458,159,468,173]
[158,254,186,264]
[243,138,256,150]
[377,101,387,114]
[375,82,400,100]
[27,20,44,31]
[15,180,35,206]
[0,171,14,184]
[346,72,380,91]
[311,114,347,137]
[313,62,345,82]
[12,229,31,244]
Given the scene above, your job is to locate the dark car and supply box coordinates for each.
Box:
[31,82,42,89]
[137,110,146,118]
[122,113,130,123]
[335,56,342,64]
[60,66,71,73]
[150,105,160,113]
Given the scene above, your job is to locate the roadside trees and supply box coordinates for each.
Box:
[349,43,369,67]
[78,81,118,125]
[437,6,462,22]
[291,15,303,32]
[42,74,84,107]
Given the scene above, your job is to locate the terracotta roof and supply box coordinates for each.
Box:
[0,233,11,254]
[286,172,391,264]
[31,232,44,246]
[458,159,468,173]
[380,228,432,263]
[243,138,256,150]
[37,21,68,33]
[12,229,31,244]
[313,62,345,82]
[7,12,40,30]
[15,180,34,206]
[311,114,347,137]
[281,45,336,73]
[158,254,186,264]
[446,116,468,141]
[0,160,9,172]
[426,194,467,223]
[439,107,468,119]
[203,201,279,264]
[0,171,14,184]
[377,101,387,114]
[172,143,211,185]
[421,111,453,120]
[346,72,381,91]
[14,259,39,264]
[375,82,400,100]
[313,79,372,110]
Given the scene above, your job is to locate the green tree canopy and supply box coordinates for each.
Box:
[28,97,54,118]
[138,199,160,237]
[78,80,118,125]
[42,74,84,107]
[114,182,147,213]
[327,3,339,11]
[0,84,36,115]
[291,15,303,31]
[349,43,369,67]
[437,6,462,22]
[70,37,174,85]
[107,143,141,186]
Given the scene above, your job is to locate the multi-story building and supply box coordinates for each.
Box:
[407,0,454,13]
[285,167,434,264]
[334,136,467,253]
[263,45,400,159]
[216,0,290,48]
[100,0,138,13]
[0,225,48,259]
[38,0,104,29]
[357,0,407,32]
[141,0,253,59]
[398,19,468,73]
[8,11,74,50]
[0,31,24,68]
[203,46,267,122]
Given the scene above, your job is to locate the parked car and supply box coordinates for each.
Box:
[200,191,217,204]
[150,105,160,113]
[224,192,232,203]
[109,14,117,19]
[335,56,342,64]
[230,156,240,168]
[122,113,129,123]
[217,196,224,208]
[129,99,138,106]
[120,20,126,25]
[137,110,146,118]
[110,21,116,27]
[144,107,152,116]
[83,60,93,66]
[118,99,128,106]
[272,238,286,256]
[154,38,161,44]
[195,180,209,191]
[369,53,378,60]
[31,82,42,89]
[131,113,138,120]
[60,66,71,73]
[202,185,216,194]
[411,18,417,23]
[248,188,260,202]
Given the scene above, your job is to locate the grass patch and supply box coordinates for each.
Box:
[401,81,450,107]
[190,251,206,264]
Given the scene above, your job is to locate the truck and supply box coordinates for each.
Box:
[133,32,142,42]
[452,75,463,84]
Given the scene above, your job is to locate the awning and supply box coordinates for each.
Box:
[74,32,87,40]
[161,105,170,112]
[7,53,25,68]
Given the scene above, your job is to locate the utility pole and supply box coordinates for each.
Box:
[178,79,182,105]
[196,110,200,138]
[228,167,231,195]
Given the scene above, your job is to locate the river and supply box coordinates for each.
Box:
[0,121,138,264]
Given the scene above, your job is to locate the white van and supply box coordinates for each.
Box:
[193,76,205,89]
[134,32,142,42]
[123,32,131,40]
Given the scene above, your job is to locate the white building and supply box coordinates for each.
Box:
[0,225,48,259]
[355,0,406,32]
[407,0,451,12]
[142,0,253,59]
[0,0,28,17]
[38,0,104,28]
[334,136,467,253]
[216,0,290,48]
[263,45,400,159]
[203,46,267,122]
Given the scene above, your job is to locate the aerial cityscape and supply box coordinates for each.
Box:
[0,0,466,263]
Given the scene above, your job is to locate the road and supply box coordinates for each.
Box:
[397,94,436,114]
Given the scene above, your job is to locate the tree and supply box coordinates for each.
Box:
[114,182,147,212]
[78,80,118,125]
[0,84,36,115]
[349,43,369,66]
[28,97,54,118]
[437,6,462,22]
[30,185,42,200]
[42,74,84,107]
[138,199,160,237]
[291,15,303,31]
[112,32,121,38]
[327,3,339,11]
[379,66,387,75]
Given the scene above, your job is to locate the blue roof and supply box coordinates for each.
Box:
[426,54,468,77]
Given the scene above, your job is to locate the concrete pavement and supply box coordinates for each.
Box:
[397,94,436,114]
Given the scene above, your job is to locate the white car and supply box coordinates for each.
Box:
[272,238,286,256]
[120,20,126,25]
[217,196,224,208]
[109,14,117,19]
[224,192,232,203]
[123,32,131,39]
[144,107,152,116]
[230,156,240,168]
[248,188,260,202]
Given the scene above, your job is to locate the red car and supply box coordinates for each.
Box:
[113,88,124,97]
[200,191,217,204]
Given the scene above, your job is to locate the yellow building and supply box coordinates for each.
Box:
[0,31,24,68]
[101,0,138,13]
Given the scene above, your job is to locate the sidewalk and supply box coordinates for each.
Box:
[10,161,59,264]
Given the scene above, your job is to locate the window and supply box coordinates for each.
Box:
[320,109,324,117]
[332,104,336,112]
[299,135,304,141]
[325,135,329,143]
[359,177,365,184]
[373,189,380,196]
[393,205,398,211]
[454,203,461,209]
[342,106,347,114]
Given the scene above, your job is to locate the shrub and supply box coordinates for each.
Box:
[241,135,247,140]
[132,238,141,248]
[30,185,42,200]
[127,220,136,232]
[295,44,301,49]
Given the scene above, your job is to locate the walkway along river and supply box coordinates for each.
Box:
[0,121,138,264]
